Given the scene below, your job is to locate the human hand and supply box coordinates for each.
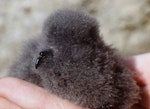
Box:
[126,53,150,109]
[0,77,85,109]
[0,53,150,109]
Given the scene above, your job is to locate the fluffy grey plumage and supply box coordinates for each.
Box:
[9,9,140,109]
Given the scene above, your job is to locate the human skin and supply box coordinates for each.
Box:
[0,53,149,109]
[126,53,150,109]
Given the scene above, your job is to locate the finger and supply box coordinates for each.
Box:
[138,85,150,109]
[125,53,150,86]
[0,77,86,109]
[0,97,23,109]
[126,53,150,109]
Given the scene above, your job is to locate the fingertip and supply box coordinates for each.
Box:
[126,53,150,87]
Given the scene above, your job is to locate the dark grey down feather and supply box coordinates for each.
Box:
[9,9,140,109]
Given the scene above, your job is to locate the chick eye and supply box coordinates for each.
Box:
[35,49,53,69]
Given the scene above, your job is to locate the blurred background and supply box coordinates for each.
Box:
[0,0,150,76]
